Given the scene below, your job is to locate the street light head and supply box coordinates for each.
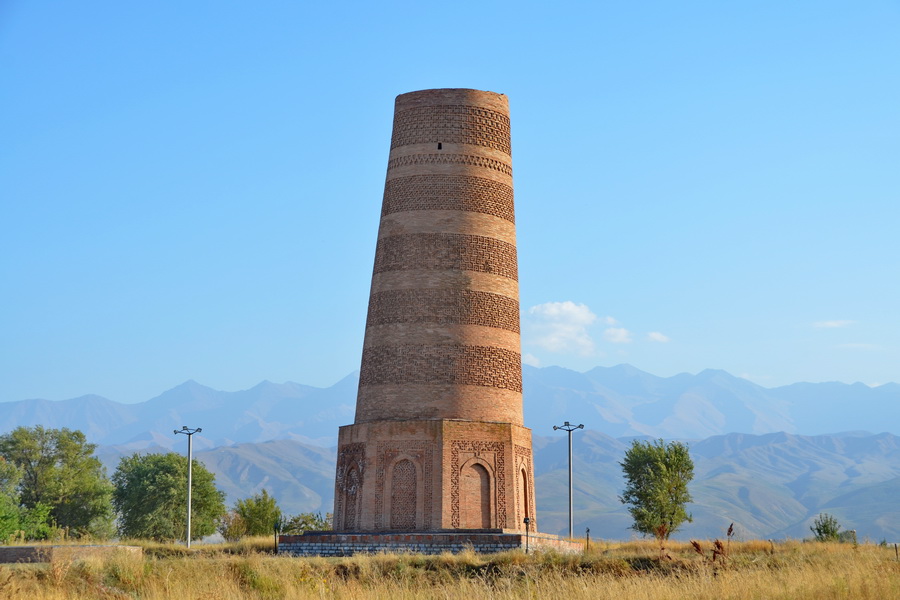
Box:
[182,426,188,430]
[577,424,584,429]
[553,426,559,430]
[564,421,570,426]
[197,428,202,433]
[173,430,178,435]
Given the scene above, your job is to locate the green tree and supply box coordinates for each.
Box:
[810,513,841,542]
[282,511,331,534]
[619,439,694,544]
[218,511,247,542]
[0,426,113,537]
[112,452,226,542]
[234,489,281,537]
[0,458,55,541]
[0,457,23,541]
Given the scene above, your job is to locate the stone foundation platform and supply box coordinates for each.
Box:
[278,530,582,556]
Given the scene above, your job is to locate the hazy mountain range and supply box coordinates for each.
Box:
[2,364,898,541]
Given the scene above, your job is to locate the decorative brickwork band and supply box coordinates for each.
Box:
[387,153,512,177]
[373,233,518,281]
[360,345,522,392]
[366,289,520,333]
[390,105,512,155]
[382,175,515,223]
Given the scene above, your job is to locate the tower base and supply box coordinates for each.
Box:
[278,530,582,557]
[333,419,536,532]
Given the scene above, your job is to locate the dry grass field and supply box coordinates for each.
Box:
[0,537,897,599]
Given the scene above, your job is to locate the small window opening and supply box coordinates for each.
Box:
[437,142,442,150]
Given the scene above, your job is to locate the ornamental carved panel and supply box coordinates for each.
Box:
[450,440,506,528]
[514,444,536,531]
[374,441,434,530]
[334,442,365,531]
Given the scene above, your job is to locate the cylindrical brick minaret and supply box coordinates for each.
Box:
[334,89,536,534]
[356,88,522,425]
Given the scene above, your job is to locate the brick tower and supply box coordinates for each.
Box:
[333,88,536,533]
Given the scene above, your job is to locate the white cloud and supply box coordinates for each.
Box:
[603,327,632,344]
[522,353,541,367]
[647,332,670,343]
[835,343,878,350]
[526,301,597,354]
[813,320,855,329]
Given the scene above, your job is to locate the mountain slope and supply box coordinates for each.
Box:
[534,431,900,541]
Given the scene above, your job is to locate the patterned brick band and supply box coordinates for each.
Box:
[387,153,512,177]
[382,175,514,223]
[391,105,511,155]
[366,289,520,333]
[373,233,518,281]
[359,345,523,392]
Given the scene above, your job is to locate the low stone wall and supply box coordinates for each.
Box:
[278,531,582,556]
[0,545,142,564]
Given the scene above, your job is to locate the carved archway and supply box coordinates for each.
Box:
[389,459,417,529]
[460,460,492,529]
[342,466,360,530]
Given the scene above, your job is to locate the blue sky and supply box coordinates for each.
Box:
[2,1,898,403]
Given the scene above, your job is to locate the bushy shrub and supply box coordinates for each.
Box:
[810,513,841,542]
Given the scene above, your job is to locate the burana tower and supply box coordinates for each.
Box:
[334,88,535,533]
[280,89,578,555]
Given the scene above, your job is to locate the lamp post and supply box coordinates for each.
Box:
[553,421,583,538]
[274,516,283,554]
[523,516,531,554]
[174,426,202,548]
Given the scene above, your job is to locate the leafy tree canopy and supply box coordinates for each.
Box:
[112,452,225,542]
[235,489,281,537]
[619,438,694,542]
[0,426,113,537]
[282,511,332,534]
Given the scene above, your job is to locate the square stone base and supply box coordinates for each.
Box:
[278,530,582,557]
[334,419,537,532]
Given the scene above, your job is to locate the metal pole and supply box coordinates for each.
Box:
[174,426,202,549]
[568,427,573,537]
[187,432,192,549]
[553,421,584,539]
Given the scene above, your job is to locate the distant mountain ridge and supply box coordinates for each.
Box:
[2,365,897,446]
[3,365,899,541]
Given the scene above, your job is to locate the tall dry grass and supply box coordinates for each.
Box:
[0,540,897,599]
